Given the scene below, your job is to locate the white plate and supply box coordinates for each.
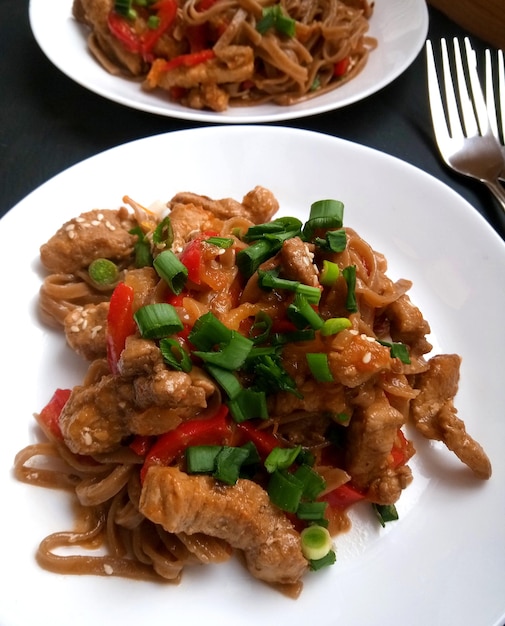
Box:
[29,0,428,123]
[1,126,504,626]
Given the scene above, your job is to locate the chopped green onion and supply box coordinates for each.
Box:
[159,338,192,372]
[309,549,336,571]
[342,265,358,313]
[256,4,296,37]
[296,501,327,521]
[303,199,344,241]
[287,293,324,330]
[205,236,234,249]
[214,445,251,484]
[188,312,232,351]
[247,353,301,397]
[315,229,347,253]
[204,363,242,399]
[152,215,173,247]
[242,216,302,243]
[373,503,399,527]
[306,353,334,382]
[130,226,153,268]
[236,239,282,278]
[294,463,326,500]
[319,260,340,286]
[228,388,268,422]
[249,311,273,344]
[320,317,352,336]
[147,14,161,28]
[264,445,301,473]
[134,303,183,339]
[257,270,321,304]
[378,340,411,364]
[272,328,315,344]
[153,250,188,295]
[186,445,222,474]
[114,0,137,18]
[300,525,333,561]
[193,331,253,370]
[88,258,119,285]
[267,469,303,513]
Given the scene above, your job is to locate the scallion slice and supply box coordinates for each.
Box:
[188,312,232,351]
[300,525,333,561]
[264,445,301,473]
[152,215,174,247]
[342,265,358,313]
[257,270,321,304]
[88,258,119,285]
[153,250,188,295]
[204,363,242,399]
[214,445,251,484]
[228,388,268,422]
[309,549,336,571]
[186,445,222,474]
[205,236,234,249]
[315,229,347,253]
[159,338,192,372]
[320,317,352,336]
[319,259,340,286]
[296,501,327,521]
[130,226,153,268]
[287,294,324,330]
[242,216,302,242]
[236,239,282,278]
[378,340,411,364]
[267,469,303,513]
[294,463,326,500]
[306,353,334,382]
[303,199,344,241]
[193,331,253,370]
[134,303,183,339]
[373,503,399,527]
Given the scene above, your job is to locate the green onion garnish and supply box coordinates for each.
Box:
[186,445,222,474]
[342,265,358,313]
[319,260,340,286]
[130,226,153,268]
[159,338,193,372]
[373,503,399,527]
[315,229,347,253]
[147,14,161,28]
[152,215,174,247]
[134,303,183,339]
[294,463,326,500]
[303,199,344,241]
[256,4,296,37]
[205,236,234,249]
[300,525,333,561]
[320,317,352,336]
[287,294,324,330]
[378,340,411,364]
[188,312,232,351]
[309,549,336,571]
[306,353,334,382]
[296,501,327,521]
[267,469,303,513]
[153,250,188,295]
[236,239,282,278]
[264,445,301,473]
[242,216,302,242]
[227,388,269,422]
[88,258,119,285]
[185,444,259,485]
[193,331,253,370]
[204,363,243,399]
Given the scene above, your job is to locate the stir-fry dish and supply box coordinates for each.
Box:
[14,187,491,597]
[72,0,376,112]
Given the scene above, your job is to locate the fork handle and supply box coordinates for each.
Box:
[483,179,505,217]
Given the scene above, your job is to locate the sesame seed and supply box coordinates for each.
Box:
[68,230,75,239]
[91,325,102,339]
[103,564,114,575]
[362,352,372,364]
[91,220,101,226]
[105,221,116,231]
[70,325,80,333]
[349,329,359,335]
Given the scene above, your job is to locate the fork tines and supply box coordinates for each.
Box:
[485,48,505,148]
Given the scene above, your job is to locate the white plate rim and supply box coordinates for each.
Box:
[28,0,428,123]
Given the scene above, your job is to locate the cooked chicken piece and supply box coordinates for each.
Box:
[411,354,492,479]
[385,294,433,357]
[280,237,319,287]
[345,390,409,501]
[40,208,136,273]
[139,466,308,585]
[64,302,109,360]
[166,203,222,253]
[144,45,254,91]
[169,186,279,226]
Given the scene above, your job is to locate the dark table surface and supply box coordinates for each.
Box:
[1,1,505,241]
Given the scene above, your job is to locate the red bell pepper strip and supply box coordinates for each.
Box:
[129,434,155,457]
[333,56,350,78]
[107,0,177,60]
[160,49,216,73]
[178,230,219,285]
[106,281,136,374]
[140,404,233,482]
[37,388,72,441]
[390,428,412,469]
[322,482,366,509]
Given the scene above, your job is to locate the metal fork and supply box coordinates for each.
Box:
[426,37,505,215]
[484,47,505,178]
